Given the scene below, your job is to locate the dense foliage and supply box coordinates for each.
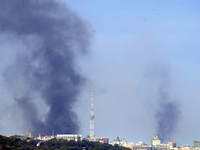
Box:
[0,135,131,150]
[0,135,38,149]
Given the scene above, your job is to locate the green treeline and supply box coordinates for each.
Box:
[0,135,38,149]
[0,135,131,150]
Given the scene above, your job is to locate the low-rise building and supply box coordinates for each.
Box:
[87,136,109,143]
[57,134,82,141]
[110,136,134,150]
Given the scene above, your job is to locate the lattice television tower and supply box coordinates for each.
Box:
[89,87,95,137]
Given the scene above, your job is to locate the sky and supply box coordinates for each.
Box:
[0,0,200,146]
[66,0,200,145]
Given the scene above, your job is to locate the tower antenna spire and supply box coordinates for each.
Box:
[89,87,95,137]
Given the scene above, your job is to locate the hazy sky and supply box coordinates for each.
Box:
[66,0,200,145]
[0,0,200,146]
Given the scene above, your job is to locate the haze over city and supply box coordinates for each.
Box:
[0,0,200,146]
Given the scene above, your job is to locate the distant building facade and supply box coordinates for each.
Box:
[194,140,200,148]
[151,134,160,145]
[153,140,161,146]
[102,137,109,144]
[110,136,134,150]
[57,134,82,141]
[87,136,109,144]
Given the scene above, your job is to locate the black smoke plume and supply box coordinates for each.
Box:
[0,0,91,135]
[145,64,181,143]
[156,100,180,142]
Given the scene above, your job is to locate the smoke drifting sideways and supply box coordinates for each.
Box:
[145,64,181,143]
[0,0,91,136]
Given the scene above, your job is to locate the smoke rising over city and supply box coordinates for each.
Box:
[0,0,91,135]
[145,64,181,142]
[0,0,199,146]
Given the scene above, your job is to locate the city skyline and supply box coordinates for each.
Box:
[0,0,200,146]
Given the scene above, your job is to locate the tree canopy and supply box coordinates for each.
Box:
[0,135,131,150]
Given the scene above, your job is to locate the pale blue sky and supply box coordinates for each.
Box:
[66,0,200,145]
